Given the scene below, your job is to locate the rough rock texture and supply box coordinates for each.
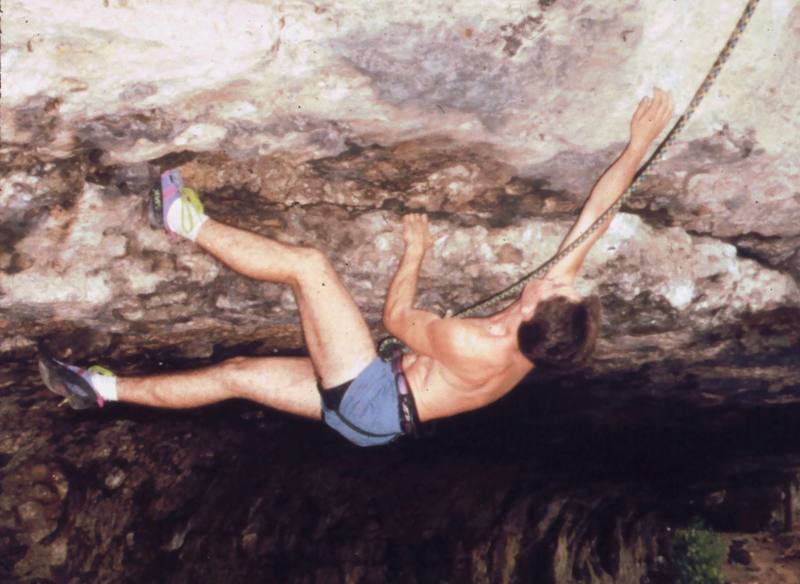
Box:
[2,0,800,582]
[2,386,672,583]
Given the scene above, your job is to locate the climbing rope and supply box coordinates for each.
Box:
[379,0,760,358]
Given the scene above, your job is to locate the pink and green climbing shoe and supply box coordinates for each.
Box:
[147,168,205,236]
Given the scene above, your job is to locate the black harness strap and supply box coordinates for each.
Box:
[391,356,420,438]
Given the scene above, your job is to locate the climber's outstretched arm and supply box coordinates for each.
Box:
[383,214,441,357]
[547,89,674,284]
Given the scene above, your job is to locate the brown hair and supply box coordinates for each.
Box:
[517,294,602,369]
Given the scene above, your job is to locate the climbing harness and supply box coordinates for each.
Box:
[392,354,420,437]
[379,0,761,359]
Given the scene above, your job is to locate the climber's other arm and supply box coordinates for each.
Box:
[383,213,441,357]
[547,88,675,284]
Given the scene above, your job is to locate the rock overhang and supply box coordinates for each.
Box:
[3,2,800,582]
[1,0,799,442]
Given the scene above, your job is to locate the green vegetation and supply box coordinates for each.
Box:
[668,522,727,584]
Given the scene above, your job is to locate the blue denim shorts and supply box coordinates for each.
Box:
[319,357,404,447]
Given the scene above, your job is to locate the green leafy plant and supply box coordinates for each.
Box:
[668,521,727,584]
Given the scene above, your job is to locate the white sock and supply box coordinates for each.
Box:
[91,372,118,402]
[166,197,209,242]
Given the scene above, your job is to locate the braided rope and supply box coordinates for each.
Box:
[380,0,760,357]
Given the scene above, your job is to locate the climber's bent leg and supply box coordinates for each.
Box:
[289,249,377,389]
[117,355,321,419]
[195,219,376,389]
[196,218,317,286]
[157,170,374,387]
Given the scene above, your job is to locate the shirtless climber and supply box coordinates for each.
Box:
[39,89,675,447]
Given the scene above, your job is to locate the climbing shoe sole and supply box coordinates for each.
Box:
[38,354,102,410]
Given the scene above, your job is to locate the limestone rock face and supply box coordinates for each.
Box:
[2,0,800,582]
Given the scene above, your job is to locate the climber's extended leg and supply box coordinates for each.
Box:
[116,356,322,418]
[39,344,322,417]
